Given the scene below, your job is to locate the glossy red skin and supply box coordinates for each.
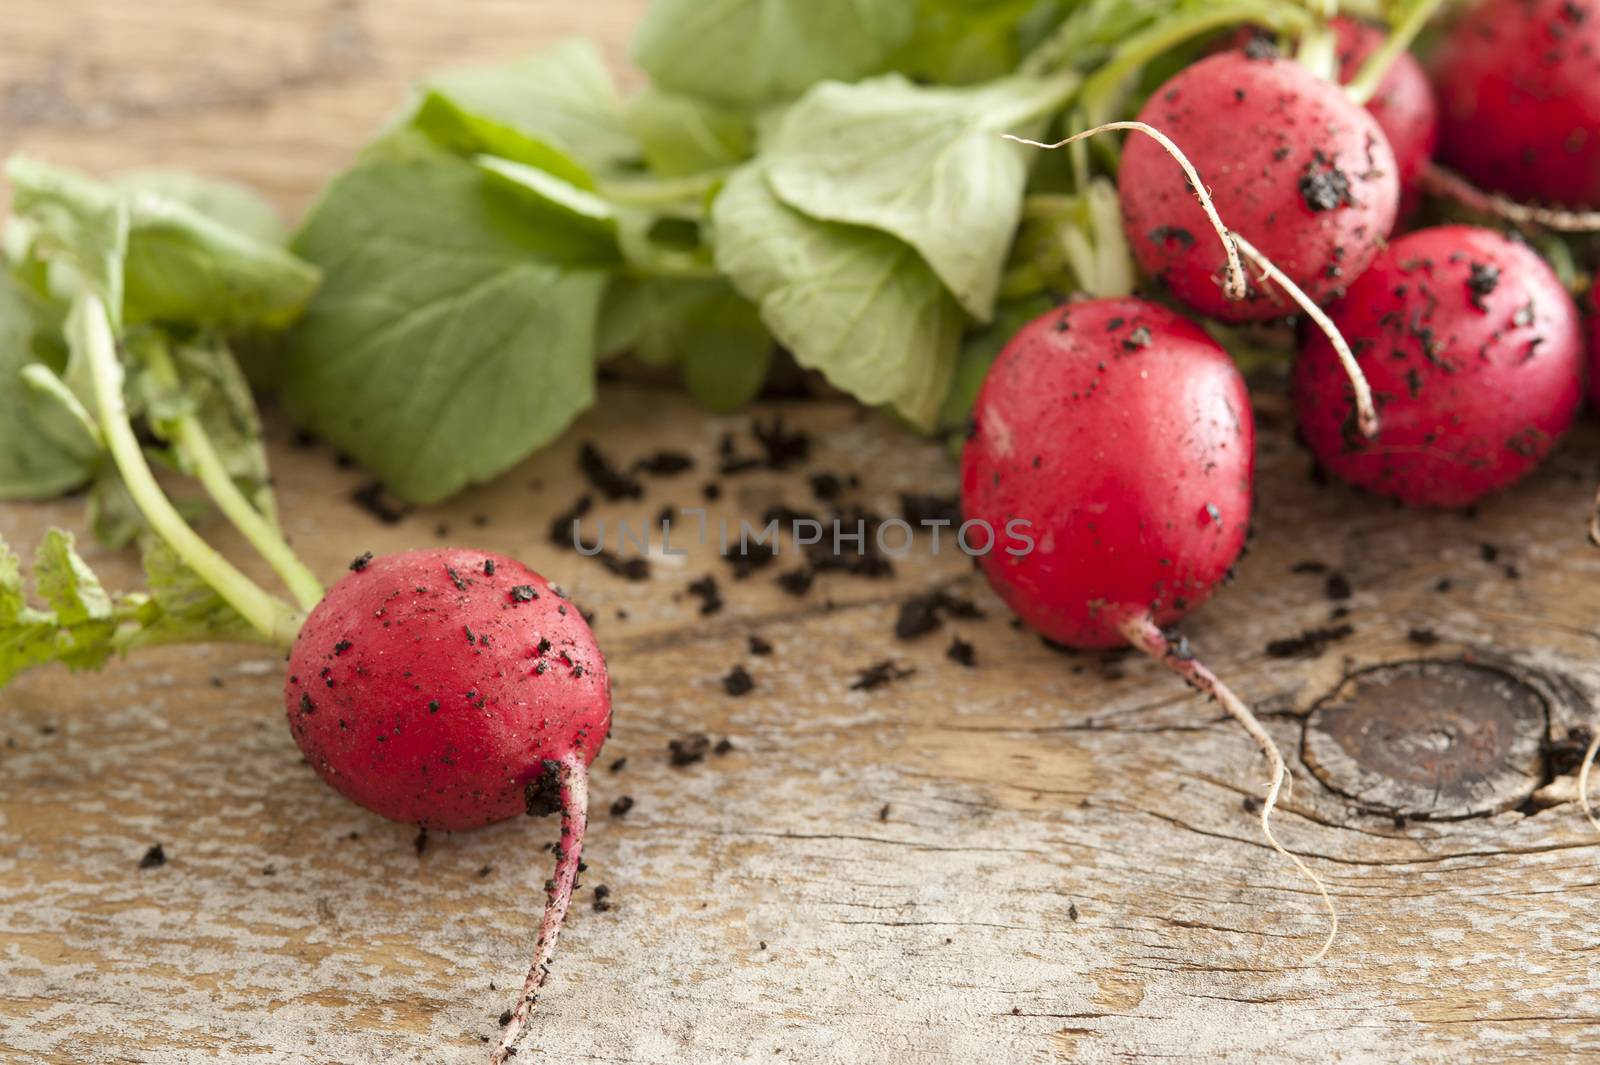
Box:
[1434,0,1600,207]
[961,298,1254,648]
[284,549,610,831]
[1293,225,1582,507]
[1122,52,1399,323]
[1331,18,1439,211]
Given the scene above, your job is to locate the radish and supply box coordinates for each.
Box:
[1433,0,1600,209]
[1120,50,1399,323]
[286,549,609,1063]
[1293,225,1583,508]
[962,295,1336,957]
[61,293,606,1063]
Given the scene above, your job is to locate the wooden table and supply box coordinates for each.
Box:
[5,3,1600,1062]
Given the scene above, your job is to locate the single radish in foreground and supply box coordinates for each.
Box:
[1433,0,1600,209]
[61,292,605,1063]
[1293,225,1583,507]
[287,549,610,1064]
[962,295,1336,956]
[1120,50,1399,323]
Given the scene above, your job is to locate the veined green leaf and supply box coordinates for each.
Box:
[120,193,320,329]
[419,40,637,179]
[764,71,1076,321]
[284,155,611,504]
[713,164,960,430]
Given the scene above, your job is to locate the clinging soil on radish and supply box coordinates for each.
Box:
[1120,50,1399,322]
[286,549,610,830]
[961,298,1252,648]
[285,548,610,1063]
[1293,225,1583,507]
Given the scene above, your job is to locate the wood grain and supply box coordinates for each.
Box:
[5,3,1600,1064]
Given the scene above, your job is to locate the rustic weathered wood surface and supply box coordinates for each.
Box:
[6,3,1600,1064]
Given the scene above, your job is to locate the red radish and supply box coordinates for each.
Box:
[285,549,609,1063]
[1294,225,1583,507]
[963,296,1335,956]
[1120,51,1399,323]
[67,292,610,1062]
[1433,0,1600,208]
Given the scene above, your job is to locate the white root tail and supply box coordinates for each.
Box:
[1580,730,1600,835]
[1229,232,1379,439]
[1004,122,1247,301]
[1005,124,1379,439]
[1119,614,1338,963]
[1423,164,1600,233]
[492,754,591,1064]
[1589,482,1600,549]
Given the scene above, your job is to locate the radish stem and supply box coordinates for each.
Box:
[1230,231,1379,438]
[1005,123,1248,301]
[1422,164,1600,233]
[73,293,303,651]
[141,343,325,612]
[1346,0,1449,105]
[493,753,591,1064]
[1077,2,1314,116]
[1119,614,1338,963]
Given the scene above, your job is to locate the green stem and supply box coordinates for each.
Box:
[143,343,324,612]
[1079,2,1316,118]
[73,293,303,651]
[1346,0,1449,104]
[597,169,732,207]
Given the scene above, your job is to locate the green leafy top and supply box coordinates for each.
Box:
[1,158,319,506]
[0,528,264,687]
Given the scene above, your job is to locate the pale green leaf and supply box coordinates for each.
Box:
[713,164,960,429]
[634,0,917,107]
[0,271,98,499]
[121,192,321,329]
[5,156,128,323]
[421,40,636,178]
[764,71,1074,321]
[115,170,291,246]
[625,87,753,177]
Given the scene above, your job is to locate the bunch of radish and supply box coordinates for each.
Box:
[6,1,1600,1040]
[976,0,1600,956]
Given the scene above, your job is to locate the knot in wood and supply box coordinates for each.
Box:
[1301,659,1547,819]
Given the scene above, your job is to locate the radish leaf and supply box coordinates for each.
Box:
[633,0,916,107]
[764,71,1076,320]
[282,155,611,504]
[713,164,960,429]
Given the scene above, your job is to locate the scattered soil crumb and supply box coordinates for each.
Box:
[669,733,712,766]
